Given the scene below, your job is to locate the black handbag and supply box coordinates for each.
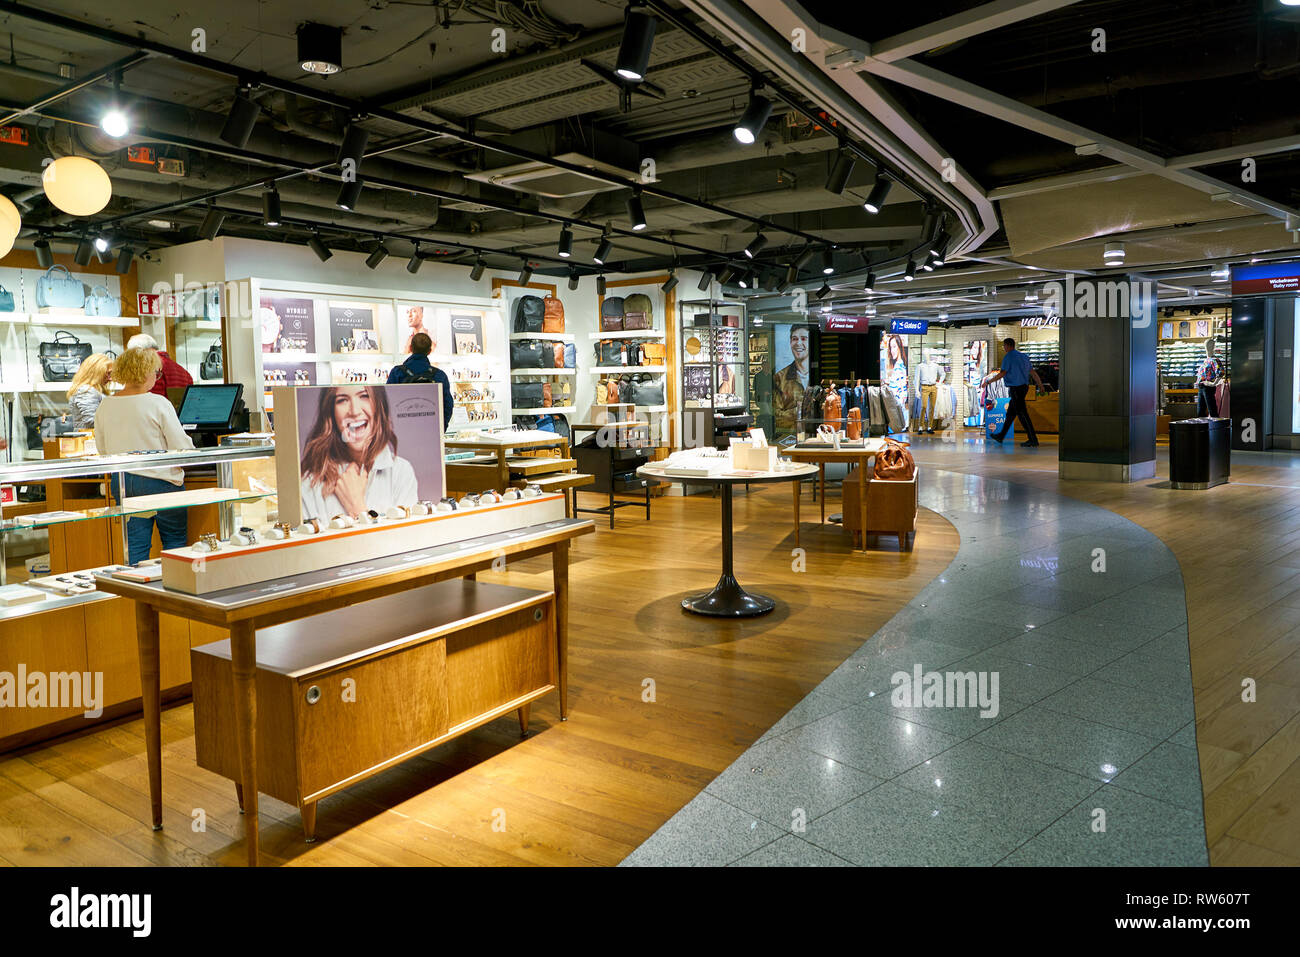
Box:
[630,379,665,406]
[514,382,545,407]
[23,415,41,449]
[510,341,546,369]
[38,331,93,382]
[200,342,223,380]
[596,340,624,365]
[513,296,545,333]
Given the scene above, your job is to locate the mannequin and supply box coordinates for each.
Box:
[916,352,946,434]
[1195,339,1224,417]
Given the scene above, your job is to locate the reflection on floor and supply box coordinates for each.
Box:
[625,467,1208,866]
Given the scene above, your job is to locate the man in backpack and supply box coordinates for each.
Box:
[387,332,454,428]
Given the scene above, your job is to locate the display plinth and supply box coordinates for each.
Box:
[160,494,565,594]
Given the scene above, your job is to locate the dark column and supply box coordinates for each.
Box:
[1228,297,1275,451]
[1057,274,1158,482]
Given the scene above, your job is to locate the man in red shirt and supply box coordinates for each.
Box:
[127,333,193,397]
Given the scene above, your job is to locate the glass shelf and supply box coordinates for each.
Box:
[0,444,274,485]
[2,489,274,530]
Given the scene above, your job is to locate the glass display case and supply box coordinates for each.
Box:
[0,443,275,588]
[677,298,750,448]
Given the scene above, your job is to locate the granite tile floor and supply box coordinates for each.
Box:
[621,469,1209,867]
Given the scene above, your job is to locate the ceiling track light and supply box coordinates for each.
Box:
[593,234,613,264]
[931,236,950,266]
[733,90,773,145]
[743,232,768,259]
[308,233,332,262]
[627,190,647,231]
[717,265,736,285]
[337,122,370,179]
[697,269,713,292]
[262,185,282,227]
[921,254,935,272]
[615,7,658,82]
[470,257,486,281]
[568,268,580,291]
[826,149,855,196]
[114,246,132,274]
[864,176,892,214]
[904,259,916,281]
[793,245,816,271]
[822,247,835,275]
[1103,241,1126,264]
[557,225,573,258]
[661,271,678,294]
[198,205,225,241]
[219,87,260,149]
[407,244,423,274]
[863,271,875,292]
[298,22,343,75]
[74,236,92,266]
[34,237,53,269]
[336,176,364,211]
[518,263,534,285]
[365,241,389,269]
[816,281,831,300]
[597,275,607,296]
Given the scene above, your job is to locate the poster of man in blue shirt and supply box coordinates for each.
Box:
[981,337,1045,447]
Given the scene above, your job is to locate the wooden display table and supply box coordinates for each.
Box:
[785,439,885,551]
[444,434,593,511]
[94,516,593,866]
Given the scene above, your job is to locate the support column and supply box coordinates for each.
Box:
[1057,275,1158,482]
[1228,296,1275,451]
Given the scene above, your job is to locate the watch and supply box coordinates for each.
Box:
[478,490,502,504]
[412,501,434,516]
[230,527,258,546]
[357,511,379,525]
[386,505,410,519]
[297,518,322,535]
[458,494,480,508]
[502,488,523,502]
[194,532,222,552]
[329,514,353,529]
[268,522,294,540]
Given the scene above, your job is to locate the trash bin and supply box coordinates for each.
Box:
[1169,417,1231,489]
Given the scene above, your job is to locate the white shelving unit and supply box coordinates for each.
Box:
[589,365,667,374]
[509,332,575,342]
[511,405,576,415]
[0,312,137,327]
[511,368,575,376]
[587,330,666,340]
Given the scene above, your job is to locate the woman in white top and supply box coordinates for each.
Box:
[66,353,114,429]
[298,384,418,521]
[93,347,195,564]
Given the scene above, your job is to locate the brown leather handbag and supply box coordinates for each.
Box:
[606,378,619,403]
[542,382,553,408]
[641,342,666,365]
[552,342,565,368]
[542,296,565,333]
[822,390,842,424]
[873,437,916,481]
[846,407,862,440]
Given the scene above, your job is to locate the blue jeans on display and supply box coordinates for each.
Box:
[112,473,188,565]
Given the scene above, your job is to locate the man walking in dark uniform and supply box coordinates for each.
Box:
[981,337,1045,447]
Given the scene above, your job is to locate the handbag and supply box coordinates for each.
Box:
[200,342,223,380]
[552,342,566,369]
[846,407,862,440]
[542,382,553,408]
[40,414,77,440]
[822,390,842,424]
[84,284,121,317]
[38,331,93,382]
[514,381,545,408]
[597,340,624,365]
[596,381,608,404]
[513,295,545,333]
[0,284,14,312]
[605,378,620,404]
[629,379,665,406]
[510,341,546,369]
[626,342,641,367]
[563,343,577,369]
[641,343,666,365]
[35,265,85,309]
[542,296,565,333]
[873,437,916,481]
[601,296,625,332]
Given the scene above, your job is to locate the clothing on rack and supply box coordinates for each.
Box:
[1215,379,1231,420]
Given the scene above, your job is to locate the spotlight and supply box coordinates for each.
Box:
[262,187,282,227]
[298,22,343,75]
[74,237,92,265]
[863,176,892,214]
[733,92,773,145]
[219,88,260,149]
[1103,241,1125,264]
[198,205,225,241]
[308,233,332,262]
[863,271,875,292]
[784,264,797,285]
[558,225,573,258]
[470,257,486,281]
[738,271,752,289]
[697,270,713,291]
[568,268,580,291]
[904,259,916,281]
[826,149,855,195]
[627,191,647,231]
[1024,288,1038,302]
[793,245,816,270]
[407,244,423,274]
[932,236,950,266]
[365,242,389,269]
[93,235,110,253]
[615,8,657,82]
[822,248,834,275]
[593,234,613,264]
[95,240,114,265]
[597,275,607,296]
[744,232,768,259]
[338,123,369,171]
[100,108,129,139]
[336,177,364,210]
[922,255,935,272]
[662,272,678,293]
[34,238,53,268]
[115,247,132,274]
[518,263,533,285]
[817,281,830,300]
[717,265,736,285]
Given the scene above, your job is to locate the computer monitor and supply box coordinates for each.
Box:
[177,384,244,432]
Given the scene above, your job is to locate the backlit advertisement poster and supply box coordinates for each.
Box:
[329,301,381,354]
[259,295,315,354]
[771,322,812,438]
[880,332,910,421]
[450,312,484,355]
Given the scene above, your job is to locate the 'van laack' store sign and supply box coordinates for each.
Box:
[1232,262,1300,295]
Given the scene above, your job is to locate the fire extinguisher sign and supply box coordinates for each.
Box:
[137,293,162,317]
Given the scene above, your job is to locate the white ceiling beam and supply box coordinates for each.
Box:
[859,57,1300,221]
[868,0,1088,63]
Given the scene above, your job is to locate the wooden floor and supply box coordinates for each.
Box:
[0,485,958,866]
[909,435,1300,867]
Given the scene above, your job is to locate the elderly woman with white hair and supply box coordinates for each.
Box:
[126,332,194,398]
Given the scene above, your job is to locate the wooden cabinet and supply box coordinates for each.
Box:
[0,606,92,737]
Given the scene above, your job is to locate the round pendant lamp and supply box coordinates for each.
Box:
[42,156,113,216]
[0,230,14,259]
[0,194,20,238]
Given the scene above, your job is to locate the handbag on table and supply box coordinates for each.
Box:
[200,342,223,380]
[35,265,85,309]
[38,331,93,382]
[84,284,121,317]
[873,437,916,481]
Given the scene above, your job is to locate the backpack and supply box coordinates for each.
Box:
[601,296,625,331]
[513,295,544,333]
[543,296,565,333]
[623,293,653,330]
[563,342,577,368]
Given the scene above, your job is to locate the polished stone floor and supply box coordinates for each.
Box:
[622,468,1207,866]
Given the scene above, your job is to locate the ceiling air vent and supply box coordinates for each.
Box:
[464,152,642,199]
